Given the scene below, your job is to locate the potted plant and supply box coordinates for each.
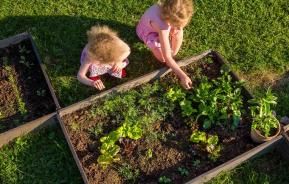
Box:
[249,89,281,143]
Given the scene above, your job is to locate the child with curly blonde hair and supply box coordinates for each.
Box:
[137,0,194,89]
[78,26,130,90]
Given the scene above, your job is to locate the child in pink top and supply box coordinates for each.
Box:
[78,26,130,90]
[137,0,194,89]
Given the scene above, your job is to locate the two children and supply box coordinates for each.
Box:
[78,0,194,90]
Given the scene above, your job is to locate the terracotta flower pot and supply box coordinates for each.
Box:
[251,123,281,143]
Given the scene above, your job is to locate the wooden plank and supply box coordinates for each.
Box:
[0,32,29,48]
[0,112,57,148]
[57,114,89,184]
[28,34,61,109]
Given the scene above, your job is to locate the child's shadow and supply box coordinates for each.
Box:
[0,16,164,106]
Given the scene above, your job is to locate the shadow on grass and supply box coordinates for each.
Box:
[0,125,83,184]
[0,16,163,106]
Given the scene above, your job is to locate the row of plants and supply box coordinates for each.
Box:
[2,56,27,116]
[0,40,56,133]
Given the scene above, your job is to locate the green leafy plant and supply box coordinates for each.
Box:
[158,176,172,184]
[165,86,196,117]
[249,89,279,137]
[190,131,221,161]
[70,122,80,131]
[117,163,140,183]
[177,167,189,176]
[146,148,153,159]
[88,124,103,138]
[189,72,243,130]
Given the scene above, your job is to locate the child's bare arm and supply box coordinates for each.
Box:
[170,28,183,56]
[77,63,105,90]
[159,30,192,89]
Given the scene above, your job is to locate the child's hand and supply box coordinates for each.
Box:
[91,79,105,90]
[180,75,192,90]
[111,62,123,73]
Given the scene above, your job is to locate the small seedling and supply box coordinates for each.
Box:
[36,89,46,97]
[70,122,80,131]
[19,55,34,68]
[18,45,30,54]
[89,124,103,138]
[158,176,172,184]
[192,159,201,167]
[117,163,140,183]
[146,148,153,159]
[177,167,189,176]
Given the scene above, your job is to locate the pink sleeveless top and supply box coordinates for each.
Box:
[136,4,171,43]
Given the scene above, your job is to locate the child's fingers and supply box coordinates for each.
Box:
[94,80,105,90]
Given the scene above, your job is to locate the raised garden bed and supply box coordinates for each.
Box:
[57,51,285,184]
[0,33,59,145]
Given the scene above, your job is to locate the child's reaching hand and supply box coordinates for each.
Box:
[180,74,192,89]
[91,79,105,90]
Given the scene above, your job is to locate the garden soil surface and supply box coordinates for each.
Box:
[62,58,256,184]
[0,39,56,133]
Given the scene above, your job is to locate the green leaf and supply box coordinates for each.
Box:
[190,131,207,143]
[203,119,212,129]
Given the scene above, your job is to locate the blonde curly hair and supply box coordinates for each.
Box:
[158,0,194,27]
[86,25,130,64]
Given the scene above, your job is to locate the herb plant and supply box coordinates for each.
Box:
[249,89,279,137]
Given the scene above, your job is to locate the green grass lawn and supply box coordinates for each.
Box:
[0,0,288,183]
[0,126,82,184]
[208,150,289,184]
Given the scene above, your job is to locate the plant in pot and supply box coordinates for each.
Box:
[249,89,281,143]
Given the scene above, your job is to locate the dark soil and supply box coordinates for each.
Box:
[0,39,56,133]
[62,57,256,184]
